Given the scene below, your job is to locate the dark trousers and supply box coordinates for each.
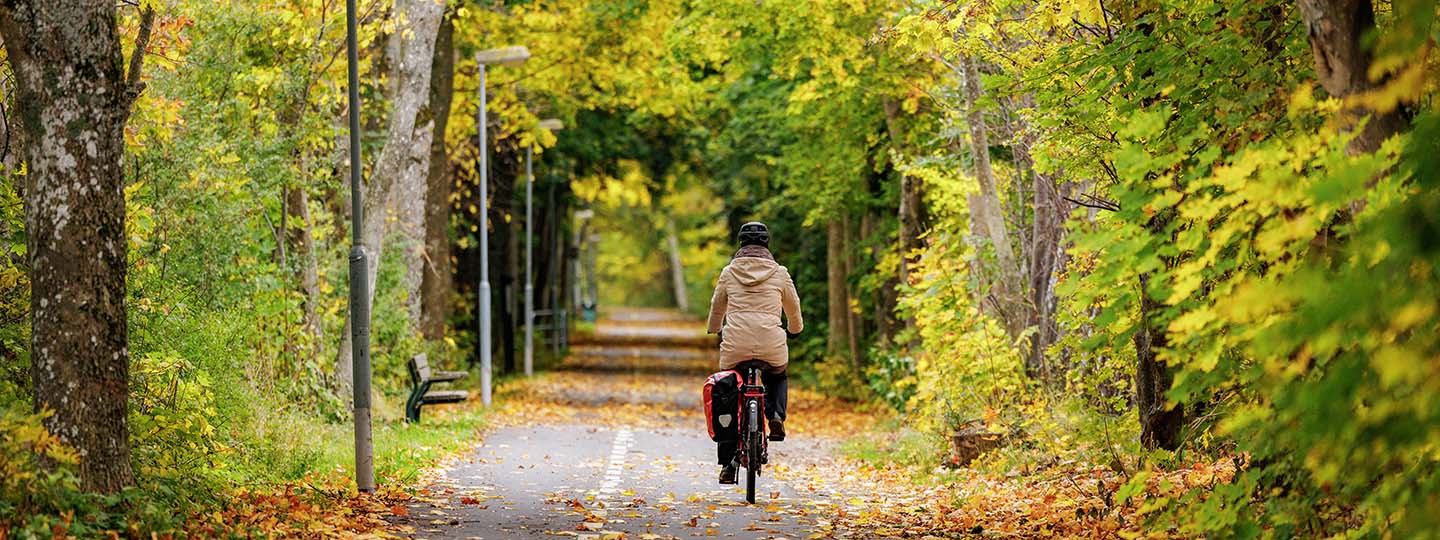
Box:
[717,369,787,465]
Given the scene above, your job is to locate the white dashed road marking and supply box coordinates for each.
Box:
[594,426,634,500]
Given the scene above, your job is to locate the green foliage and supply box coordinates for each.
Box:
[1152,113,1440,539]
[0,405,189,538]
[875,1,1440,536]
[0,166,28,405]
[1050,251,1137,417]
[128,353,228,485]
[864,347,917,412]
[1022,1,1440,537]
[903,233,1025,438]
[899,172,1028,436]
[841,422,936,471]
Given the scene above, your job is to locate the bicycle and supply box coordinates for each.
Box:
[731,360,769,504]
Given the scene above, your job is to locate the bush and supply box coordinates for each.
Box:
[864,347,916,412]
[0,405,189,539]
[902,229,1028,439]
[128,353,228,487]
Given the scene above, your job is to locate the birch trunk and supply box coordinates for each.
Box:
[397,124,432,324]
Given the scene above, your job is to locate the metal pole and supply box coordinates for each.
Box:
[523,145,534,377]
[477,61,492,406]
[344,0,374,493]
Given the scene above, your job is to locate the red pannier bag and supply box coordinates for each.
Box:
[703,370,741,442]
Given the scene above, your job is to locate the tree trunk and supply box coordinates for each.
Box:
[961,55,1024,337]
[883,99,924,337]
[826,217,852,362]
[860,206,894,344]
[396,123,432,324]
[490,142,520,374]
[896,172,923,312]
[844,212,861,365]
[286,186,323,352]
[420,12,456,339]
[455,160,482,365]
[336,0,444,388]
[544,183,572,349]
[1012,109,1065,382]
[665,219,689,311]
[1135,264,1183,450]
[537,184,556,312]
[1025,171,1064,382]
[1,0,150,493]
[1297,0,1410,155]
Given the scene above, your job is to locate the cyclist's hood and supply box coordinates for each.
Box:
[729,256,779,286]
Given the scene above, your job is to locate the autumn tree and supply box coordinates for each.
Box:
[0,0,155,492]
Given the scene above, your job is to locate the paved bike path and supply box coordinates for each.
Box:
[390,310,852,540]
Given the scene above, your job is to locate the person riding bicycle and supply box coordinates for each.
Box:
[706,221,803,485]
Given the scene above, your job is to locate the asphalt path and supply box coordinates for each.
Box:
[391,309,849,540]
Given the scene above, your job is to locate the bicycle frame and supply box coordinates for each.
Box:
[741,366,766,439]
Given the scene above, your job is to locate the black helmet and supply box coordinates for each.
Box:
[737,221,770,247]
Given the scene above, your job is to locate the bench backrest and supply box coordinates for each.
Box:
[410,353,431,382]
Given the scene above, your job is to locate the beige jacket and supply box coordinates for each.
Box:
[706,254,804,371]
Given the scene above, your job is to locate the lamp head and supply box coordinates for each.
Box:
[475,46,530,66]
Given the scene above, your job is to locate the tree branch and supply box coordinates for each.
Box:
[124,4,156,108]
[1063,193,1120,212]
[1097,0,1115,43]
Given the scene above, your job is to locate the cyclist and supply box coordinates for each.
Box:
[706,221,803,484]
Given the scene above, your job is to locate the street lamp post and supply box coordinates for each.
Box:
[525,119,564,377]
[343,0,374,492]
[476,46,529,406]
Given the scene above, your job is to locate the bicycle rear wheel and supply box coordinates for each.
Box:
[745,432,758,503]
[745,397,760,503]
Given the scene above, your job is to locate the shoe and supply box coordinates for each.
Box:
[719,464,738,484]
[768,419,786,441]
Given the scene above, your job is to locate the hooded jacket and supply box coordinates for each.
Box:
[706,246,804,371]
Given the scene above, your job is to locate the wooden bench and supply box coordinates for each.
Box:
[405,353,470,422]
